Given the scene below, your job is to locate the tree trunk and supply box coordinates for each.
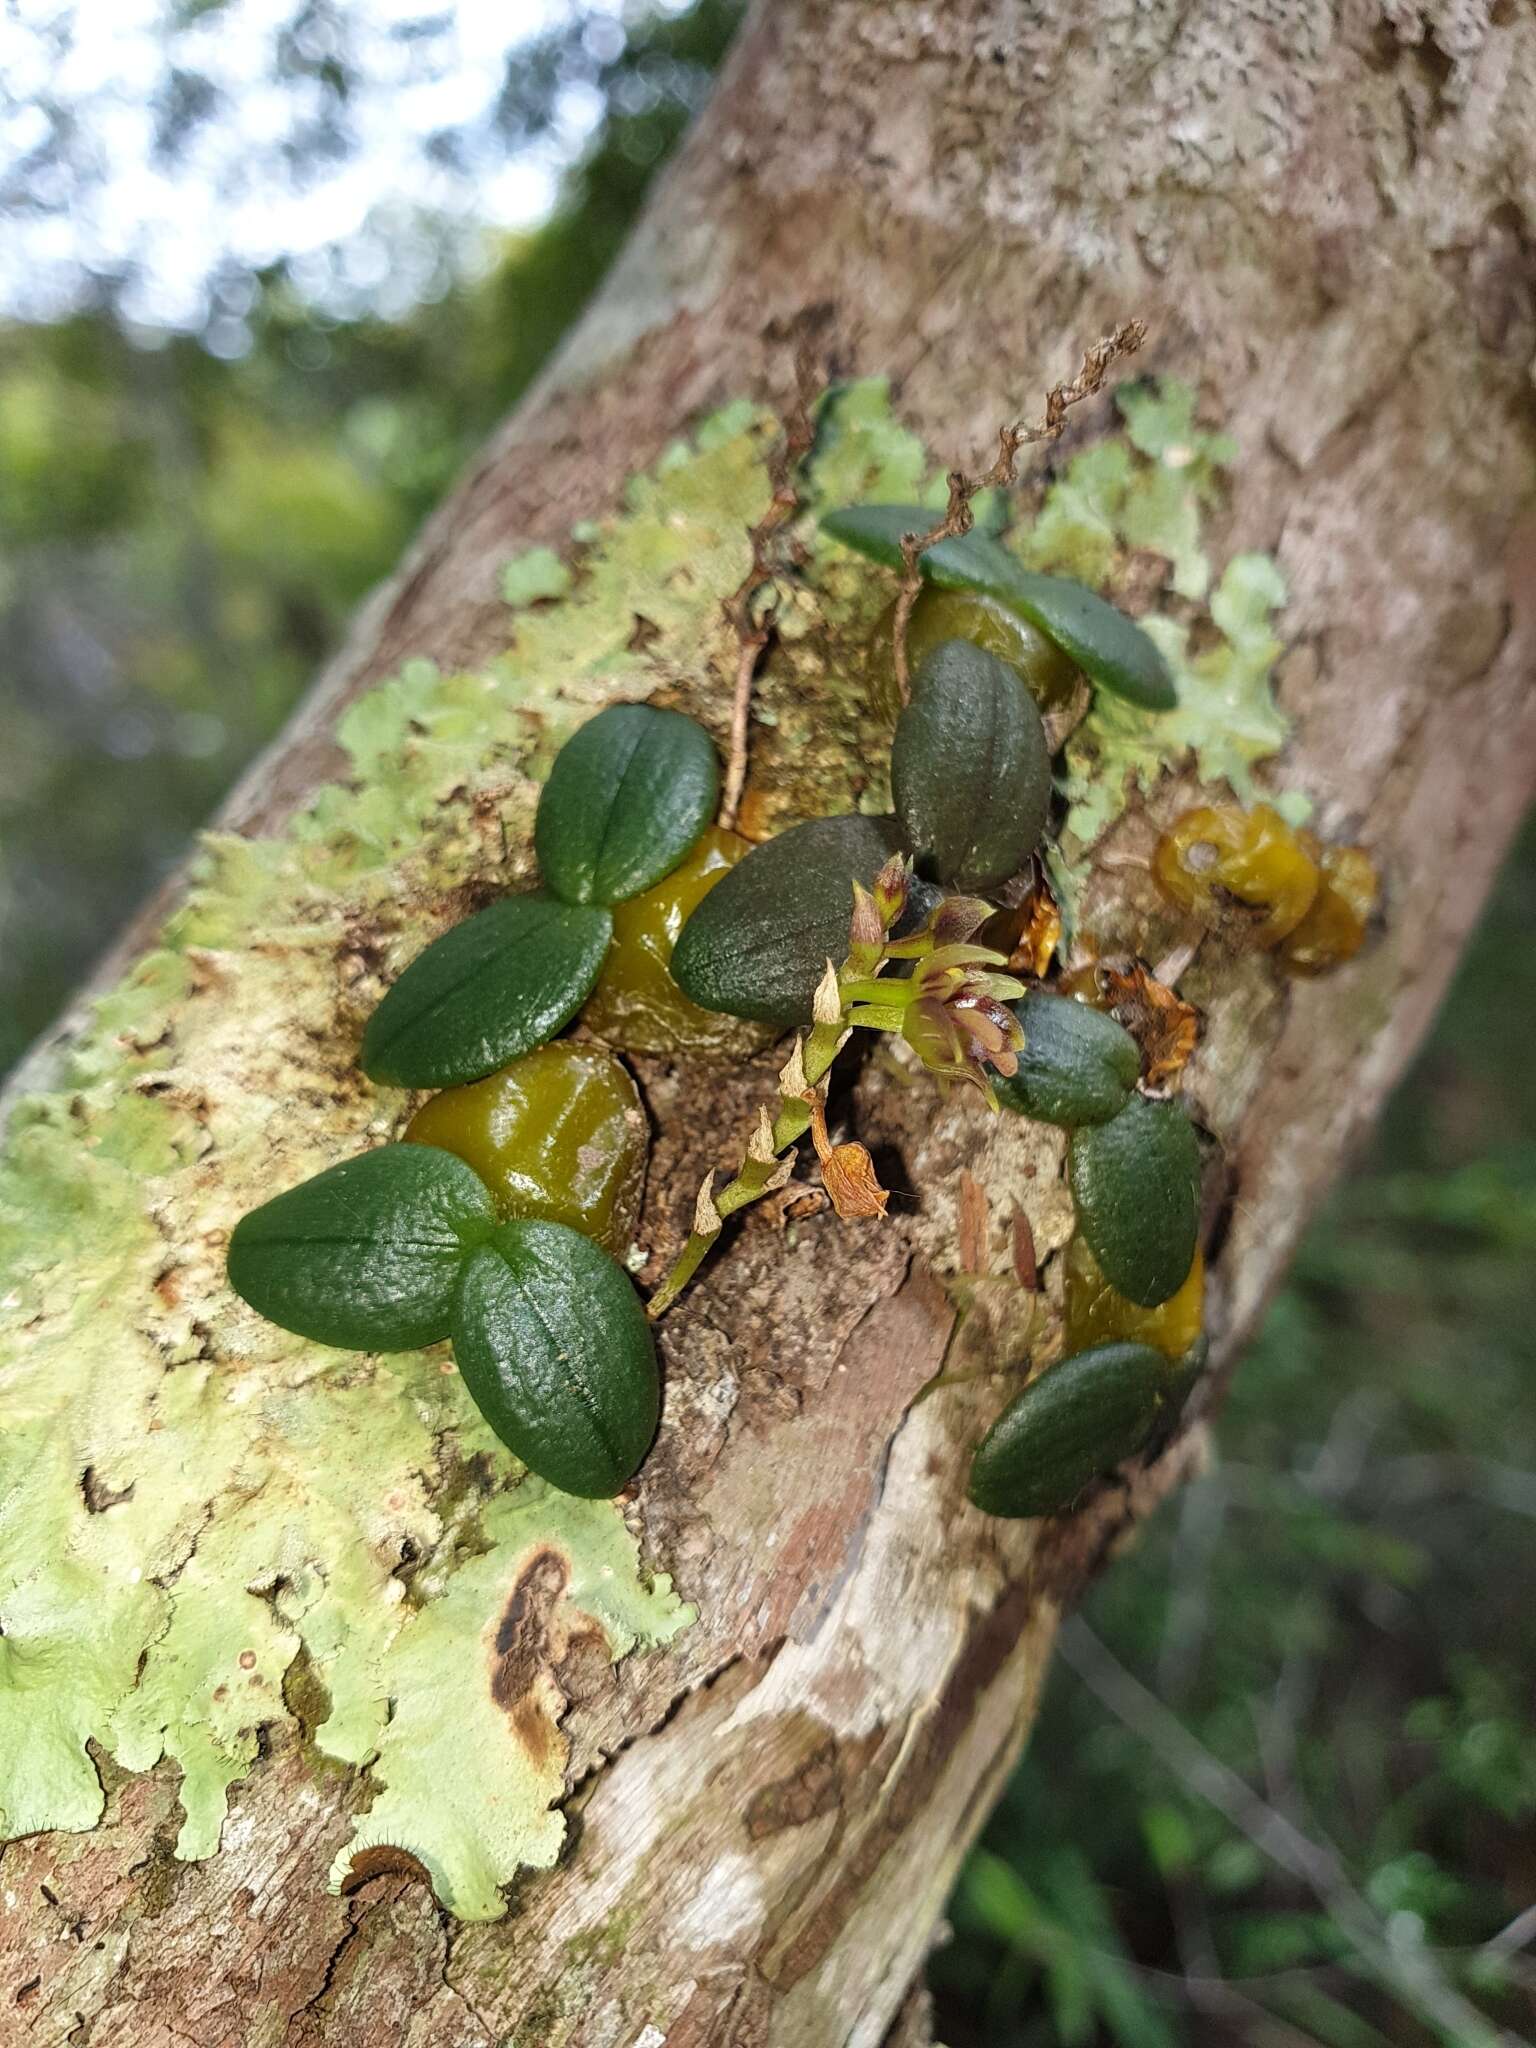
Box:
[4,4,1535,2044]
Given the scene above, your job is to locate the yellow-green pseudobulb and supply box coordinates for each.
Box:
[868,585,1082,722]
[583,825,774,1057]
[1062,1232,1205,1364]
[406,1042,647,1257]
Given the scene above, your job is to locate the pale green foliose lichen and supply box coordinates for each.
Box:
[1057,551,1293,850]
[0,402,786,1921]
[0,375,1284,1922]
[1020,377,1237,601]
[1014,379,1292,883]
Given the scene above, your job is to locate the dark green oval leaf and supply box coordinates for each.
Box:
[1069,1094,1201,1308]
[967,1341,1166,1519]
[892,639,1050,889]
[452,1219,659,1498]
[821,503,1175,711]
[994,990,1141,1127]
[671,813,930,1027]
[535,702,719,907]
[1007,568,1176,713]
[361,892,612,1089]
[227,1143,495,1351]
[822,503,1017,591]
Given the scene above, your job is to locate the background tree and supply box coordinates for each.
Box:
[0,0,745,1074]
[1,3,1534,2044]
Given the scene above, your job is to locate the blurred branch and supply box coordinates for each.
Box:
[1156,1464,1228,1701]
[1300,1387,1393,1500]
[1058,1619,1521,2048]
[1216,1456,1536,1521]
[1483,1904,1536,1963]
[1359,1455,1536,1520]
[1251,1392,1384,1816]
[1125,1964,1346,2047]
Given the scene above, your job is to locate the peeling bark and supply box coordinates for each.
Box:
[5,1,1536,2042]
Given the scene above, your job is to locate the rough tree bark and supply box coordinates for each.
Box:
[3,3,1535,2044]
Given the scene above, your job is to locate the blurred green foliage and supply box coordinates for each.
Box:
[1,6,1531,2042]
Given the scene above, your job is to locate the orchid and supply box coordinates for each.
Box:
[838,883,1027,1103]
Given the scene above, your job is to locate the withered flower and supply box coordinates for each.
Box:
[978,870,1063,980]
[1099,959,1199,1090]
[803,1092,889,1221]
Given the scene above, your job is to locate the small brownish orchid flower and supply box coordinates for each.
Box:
[838,888,1026,1104]
[904,906,1025,1092]
[902,984,1024,1101]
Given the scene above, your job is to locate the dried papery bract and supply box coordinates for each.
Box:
[692,1172,723,1238]
[812,960,844,1028]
